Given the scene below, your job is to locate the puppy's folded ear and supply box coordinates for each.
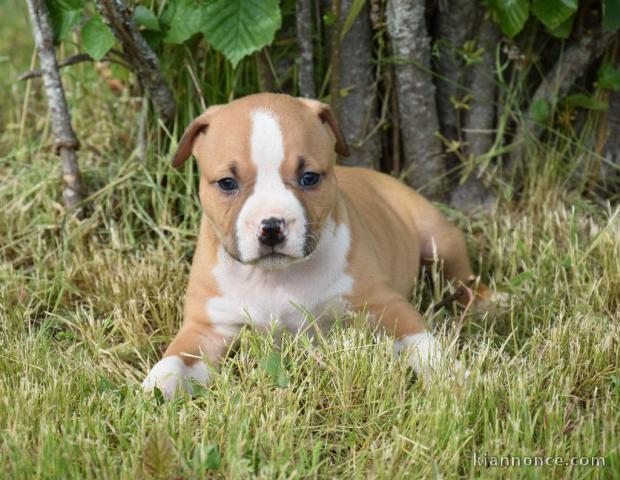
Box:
[172,105,221,168]
[298,98,350,157]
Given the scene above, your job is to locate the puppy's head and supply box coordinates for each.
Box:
[173,94,349,269]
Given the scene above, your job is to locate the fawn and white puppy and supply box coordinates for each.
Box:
[142,93,489,398]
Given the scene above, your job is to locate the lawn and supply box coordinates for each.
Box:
[1,0,619,478]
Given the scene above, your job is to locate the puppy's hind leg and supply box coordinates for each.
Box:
[419,214,492,308]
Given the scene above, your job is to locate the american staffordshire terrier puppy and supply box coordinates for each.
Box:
[143,93,489,399]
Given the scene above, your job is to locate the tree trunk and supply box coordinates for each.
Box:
[296,0,316,98]
[329,0,343,120]
[26,0,86,214]
[336,0,381,169]
[95,0,176,123]
[256,49,276,92]
[386,0,444,199]
[599,89,620,194]
[450,18,500,213]
[434,0,477,150]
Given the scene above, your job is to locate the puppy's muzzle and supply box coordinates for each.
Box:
[258,217,286,247]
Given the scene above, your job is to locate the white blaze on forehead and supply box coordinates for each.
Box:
[251,109,285,178]
[236,109,307,262]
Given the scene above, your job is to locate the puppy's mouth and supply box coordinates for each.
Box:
[251,250,299,270]
[227,226,322,267]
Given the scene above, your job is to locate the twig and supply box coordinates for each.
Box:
[18,53,93,80]
[256,48,276,92]
[26,0,86,216]
[136,94,148,162]
[508,31,615,169]
[95,0,176,123]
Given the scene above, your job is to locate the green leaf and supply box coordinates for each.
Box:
[97,377,117,393]
[193,444,222,471]
[142,426,178,478]
[547,14,574,38]
[531,0,577,31]
[46,0,84,43]
[563,93,608,111]
[603,0,620,31]
[323,11,336,27]
[162,0,205,45]
[509,270,533,288]
[133,5,160,31]
[530,99,550,124]
[153,386,165,406]
[341,0,367,39]
[597,64,620,91]
[201,0,282,68]
[142,30,165,50]
[487,0,529,38]
[260,351,290,388]
[81,15,115,61]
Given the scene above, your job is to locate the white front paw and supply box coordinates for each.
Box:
[142,355,210,400]
[396,333,443,376]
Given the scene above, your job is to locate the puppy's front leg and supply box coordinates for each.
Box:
[142,321,240,399]
[368,295,445,376]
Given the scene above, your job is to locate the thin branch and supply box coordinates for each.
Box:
[95,0,176,123]
[18,53,93,80]
[26,0,86,215]
[509,32,615,167]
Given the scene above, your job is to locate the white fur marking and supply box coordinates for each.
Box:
[396,333,443,376]
[208,217,353,336]
[235,109,307,262]
[142,355,210,399]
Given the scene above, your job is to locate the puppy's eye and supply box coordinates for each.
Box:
[299,172,321,188]
[216,177,238,192]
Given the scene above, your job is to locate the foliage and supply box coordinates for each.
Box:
[486,0,530,38]
[47,0,83,43]
[45,0,282,67]
[597,63,620,91]
[80,14,114,60]
[201,0,282,67]
[487,0,615,38]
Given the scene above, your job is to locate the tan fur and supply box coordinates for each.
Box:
[159,93,488,370]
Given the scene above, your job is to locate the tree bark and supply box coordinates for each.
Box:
[450,18,501,213]
[296,0,316,98]
[95,0,176,123]
[337,0,381,169]
[329,0,343,119]
[434,0,477,149]
[26,0,86,214]
[386,0,444,199]
[509,32,615,168]
[256,49,276,92]
[599,89,620,193]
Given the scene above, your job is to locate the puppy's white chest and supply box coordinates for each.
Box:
[206,219,353,333]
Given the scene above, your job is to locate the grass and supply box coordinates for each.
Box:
[1,0,620,478]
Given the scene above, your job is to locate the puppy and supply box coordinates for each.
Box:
[142,93,489,398]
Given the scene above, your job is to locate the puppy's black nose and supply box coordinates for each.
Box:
[259,217,285,247]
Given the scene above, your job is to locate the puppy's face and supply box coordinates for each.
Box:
[173,94,349,268]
